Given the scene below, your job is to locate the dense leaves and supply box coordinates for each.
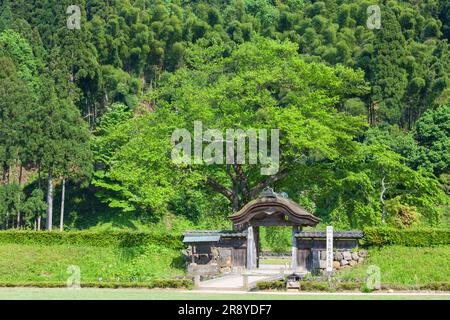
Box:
[0,0,448,230]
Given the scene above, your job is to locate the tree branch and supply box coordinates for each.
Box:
[234,164,250,202]
[380,176,388,223]
[206,177,233,201]
[227,165,240,211]
[250,169,289,199]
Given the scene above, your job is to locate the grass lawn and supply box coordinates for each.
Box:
[0,243,185,284]
[0,243,448,291]
[259,258,291,265]
[0,288,449,300]
[335,246,450,286]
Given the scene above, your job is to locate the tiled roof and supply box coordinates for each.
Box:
[295,230,364,239]
[229,191,320,227]
[183,229,247,239]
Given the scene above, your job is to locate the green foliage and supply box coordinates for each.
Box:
[255,279,286,291]
[0,29,38,88]
[360,283,373,293]
[93,36,369,218]
[260,227,291,253]
[414,104,450,175]
[385,196,420,228]
[149,278,192,289]
[0,55,35,168]
[322,142,446,228]
[337,245,450,286]
[361,227,450,247]
[0,242,185,284]
[1,0,447,130]
[0,183,22,227]
[418,282,450,291]
[0,0,448,230]
[0,279,192,289]
[300,280,331,292]
[0,184,48,229]
[90,35,447,228]
[0,230,184,249]
[20,188,47,227]
[368,6,408,124]
[336,282,360,291]
[101,66,141,109]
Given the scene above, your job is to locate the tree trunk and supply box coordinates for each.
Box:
[18,164,23,185]
[38,163,41,189]
[16,211,20,229]
[46,165,53,231]
[380,176,387,223]
[60,177,66,232]
[17,164,22,229]
[16,194,21,229]
[1,162,6,184]
[37,215,41,231]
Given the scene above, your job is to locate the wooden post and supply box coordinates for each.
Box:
[243,274,249,290]
[291,226,298,270]
[246,225,257,269]
[46,165,53,231]
[193,274,201,289]
[59,177,65,232]
[255,226,260,268]
[312,249,320,275]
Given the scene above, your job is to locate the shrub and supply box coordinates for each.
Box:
[300,280,330,291]
[419,282,450,291]
[255,280,286,291]
[0,279,193,289]
[360,283,374,293]
[361,227,450,247]
[386,197,420,228]
[149,278,193,289]
[261,227,291,253]
[336,281,360,291]
[0,230,184,249]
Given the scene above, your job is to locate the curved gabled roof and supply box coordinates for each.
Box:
[229,190,321,228]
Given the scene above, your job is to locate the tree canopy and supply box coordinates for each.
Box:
[0,0,448,230]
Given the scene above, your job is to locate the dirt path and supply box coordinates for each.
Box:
[197,266,297,290]
[0,287,448,300]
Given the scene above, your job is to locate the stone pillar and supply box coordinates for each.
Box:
[246,225,257,269]
[193,274,201,289]
[243,274,249,290]
[311,249,321,275]
[291,226,298,270]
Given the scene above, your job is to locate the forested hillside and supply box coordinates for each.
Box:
[0,0,448,231]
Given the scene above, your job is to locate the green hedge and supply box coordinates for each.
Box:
[149,279,193,289]
[255,280,362,292]
[361,227,450,247]
[300,280,331,292]
[0,279,193,289]
[0,230,184,249]
[255,280,286,291]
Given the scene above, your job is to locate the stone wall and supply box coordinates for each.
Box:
[319,249,367,272]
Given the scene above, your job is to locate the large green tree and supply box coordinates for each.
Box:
[93,37,368,214]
